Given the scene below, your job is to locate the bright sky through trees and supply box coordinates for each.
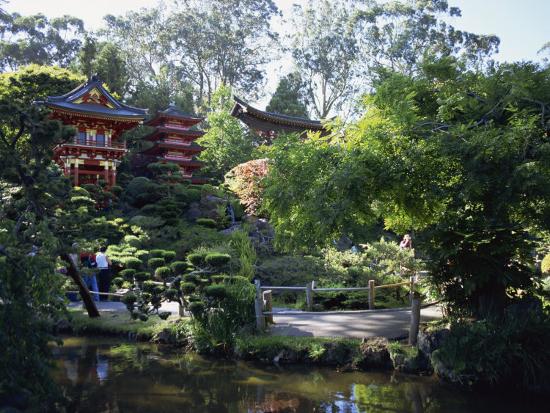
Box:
[4,0,549,106]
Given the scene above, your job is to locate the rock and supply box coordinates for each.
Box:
[220,223,241,235]
[357,337,392,369]
[389,345,432,374]
[55,318,72,333]
[185,202,202,220]
[417,325,450,356]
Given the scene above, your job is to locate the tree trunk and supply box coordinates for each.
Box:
[60,253,100,318]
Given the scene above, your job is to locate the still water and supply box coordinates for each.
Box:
[52,337,540,413]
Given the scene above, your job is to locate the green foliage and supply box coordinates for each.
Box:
[230,230,257,280]
[198,86,256,180]
[148,257,165,269]
[432,307,550,390]
[542,254,550,276]
[112,277,124,288]
[121,257,142,270]
[119,269,136,281]
[162,250,176,262]
[155,266,172,281]
[204,284,227,300]
[266,72,308,117]
[188,252,207,268]
[196,218,217,228]
[204,253,231,268]
[149,249,166,258]
[170,261,188,274]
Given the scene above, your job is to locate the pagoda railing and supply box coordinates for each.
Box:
[70,137,126,150]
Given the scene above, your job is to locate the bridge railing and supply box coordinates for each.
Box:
[254,274,424,332]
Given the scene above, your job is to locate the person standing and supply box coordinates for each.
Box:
[96,246,112,301]
[399,234,413,250]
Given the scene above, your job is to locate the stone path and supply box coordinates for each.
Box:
[69,301,442,339]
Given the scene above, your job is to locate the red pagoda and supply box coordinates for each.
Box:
[137,106,205,183]
[38,75,147,186]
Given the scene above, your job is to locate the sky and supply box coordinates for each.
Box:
[4,0,549,106]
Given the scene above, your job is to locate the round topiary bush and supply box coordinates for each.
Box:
[112,277,124,288]
[122,292,137,305]
[170,261,188,274]
[134,272,150,282]
[189,301,205,318]
[135,250,149,261]
[148,257,165,269]
[123,235,142,248]
[184,274,200,284]
[150,249,166,258]
[164,288,179,301]
[196,218,217,228]
[155,266,172,281]
[121,257,142,270]
[204,284,227,300]
[119,269,136,281]
[205,253,231,268]
[188,252,207,268]
[541,253,550,275]
[162,251,176,262]
[211,275,227,284]
[158,311,171,320]
[181,282,197,295]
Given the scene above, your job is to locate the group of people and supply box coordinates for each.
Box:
[70,244,112,302]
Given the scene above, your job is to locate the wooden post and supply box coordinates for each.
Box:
[305,281,314,311]
[368,279,375,310]
[263,290,273,324]
[409,275,415,305]
[409,292,421,346]
[254,279,265,330]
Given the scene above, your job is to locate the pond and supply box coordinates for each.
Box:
[51,337,541,413]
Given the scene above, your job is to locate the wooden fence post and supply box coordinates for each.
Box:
[254,279,265,330]
[409,292,421,346]
[305,281,314,311]
[263,290,274,324]
[409,275,415,305]
[368,279,375,310]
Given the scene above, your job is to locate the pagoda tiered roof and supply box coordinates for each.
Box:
[230,96,326,135]
[37,75,147,121]
[145,105,203,128]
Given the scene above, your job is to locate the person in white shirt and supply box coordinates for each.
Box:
[96,246,112,301]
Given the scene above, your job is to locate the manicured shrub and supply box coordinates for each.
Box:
[159,311,171,320]
[164,288,179,301]
[135,250,149,261]
[112,277,124,288]
[204,284,227,300]
[184,274,200,284]
[205,253,231,268]
[188,252,207,268]
[211,275,227,284]
[121,257,142,270]
[122,292,137,305]
[170,261,188,274]
[110,185,123,196]
[119,269,136,281]
[149,249,166,258]
[189,301,205,317]
[162,250,176,262]
[123,235,141,248]
[148,257,165,269]
[181,282,197,294]
[196,218,217,228]
[155,266,172,281]
[134,272,150,282]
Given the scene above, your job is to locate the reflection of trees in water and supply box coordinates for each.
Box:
[55,342,448,413]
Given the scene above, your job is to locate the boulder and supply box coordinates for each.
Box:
[417,324,450,356]
[389,345,432,374]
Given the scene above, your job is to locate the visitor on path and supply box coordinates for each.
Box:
[96,246,112,301]
[82,255,100,302]
[399,234,413,250]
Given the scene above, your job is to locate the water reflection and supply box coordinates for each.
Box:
[51,337,541,413]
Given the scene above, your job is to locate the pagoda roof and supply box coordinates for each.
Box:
[145,105,204,127]
[230,96,326,135]
[36,75,147,121]
[142,142,204,154]
[143,127,204,141]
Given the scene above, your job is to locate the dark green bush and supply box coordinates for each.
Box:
[162,251,176,262]
[155,266,172,281]
[134,272,150,282]
[150,249,166,258]
[122,292,137,305]
[112,277,124,288]
[196,218,217,228]
[188,252,207,268]
[164,288,179,301]
[184,274,200,284]
[170,261,188,274]
[159,311,171,320]
[110,185,123,196]
[189,301,206,317]
[119,269,136,281]
[211,275,227,284]
[121,257,142,270]
[204,284,227,300]
[181,282,197,295]
[205,253,231,268]
[148,257,165,269]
